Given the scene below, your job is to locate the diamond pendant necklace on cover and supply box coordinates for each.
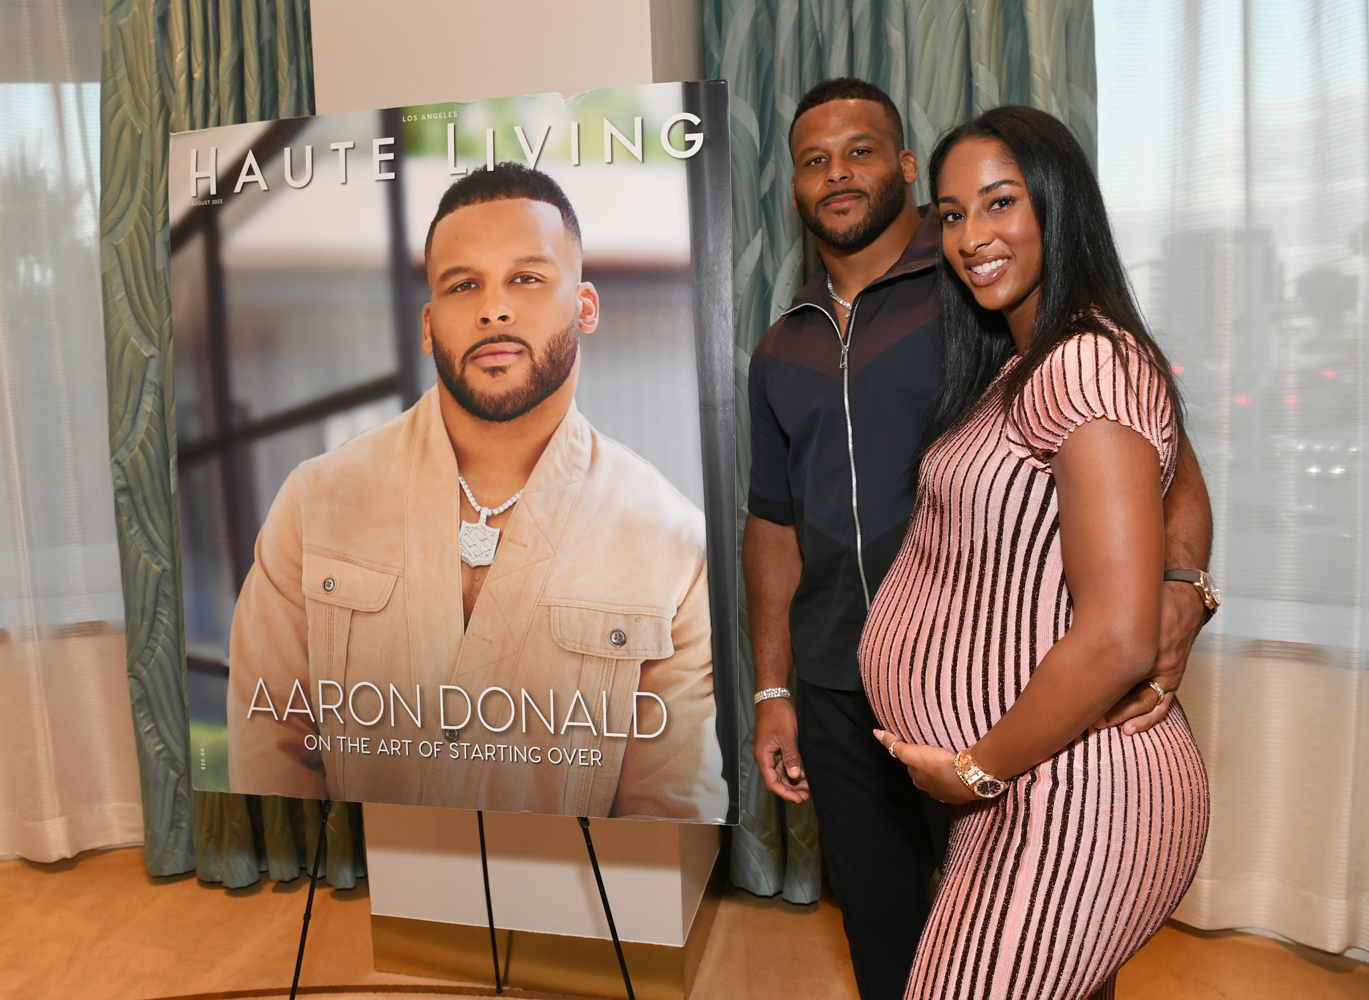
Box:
[457,474,523,568]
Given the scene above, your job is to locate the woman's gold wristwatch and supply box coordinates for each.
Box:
[954,748,1008,799]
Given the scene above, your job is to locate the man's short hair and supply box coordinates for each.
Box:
[788,77,905,153]
[424,162,582,265]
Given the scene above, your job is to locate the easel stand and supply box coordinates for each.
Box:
[472,813,636,1000]
[577,816,636,1000]
[477,810,503,994]
[289,799,332,1000]
[287,805,636,1000]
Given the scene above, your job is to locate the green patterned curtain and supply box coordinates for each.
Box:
[99,0,364,888]
[704,0,1097,903]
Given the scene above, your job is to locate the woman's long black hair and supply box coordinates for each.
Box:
[920,105,1184,451]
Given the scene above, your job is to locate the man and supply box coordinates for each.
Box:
[745,79,1217,998]
[227,163,727,822]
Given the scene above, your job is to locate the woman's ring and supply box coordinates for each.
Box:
[1145,680,1169,704]
[886,739,900,759]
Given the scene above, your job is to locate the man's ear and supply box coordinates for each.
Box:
[421,301,434,355]
[900,149,919,186]
[576,281,601,334]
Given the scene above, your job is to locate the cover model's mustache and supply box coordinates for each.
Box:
[462,333,534,364]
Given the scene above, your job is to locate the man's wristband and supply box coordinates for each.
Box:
[1163,568,1221,624]
[753,687,791,705]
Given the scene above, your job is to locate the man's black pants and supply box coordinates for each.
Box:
[797,680,951,1000]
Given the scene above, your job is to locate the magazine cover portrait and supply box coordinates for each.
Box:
[168,81,737,824]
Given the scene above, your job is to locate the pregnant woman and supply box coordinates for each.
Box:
[859,106,1209,1000]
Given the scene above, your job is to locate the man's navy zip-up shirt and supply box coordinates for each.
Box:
[747,206,943,691]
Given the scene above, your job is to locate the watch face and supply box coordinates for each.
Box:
[975,778,1004,798]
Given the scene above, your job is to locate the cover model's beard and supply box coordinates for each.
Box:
[797,167,908,252]
[432,321,579,423]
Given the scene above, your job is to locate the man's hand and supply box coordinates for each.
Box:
[753,697,809,803]
[743,516,806,802]
[1095,581,1205,735]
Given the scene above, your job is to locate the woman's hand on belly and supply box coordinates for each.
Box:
[874,730,977,805]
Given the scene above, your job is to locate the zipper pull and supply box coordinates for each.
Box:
[839,340,850,370]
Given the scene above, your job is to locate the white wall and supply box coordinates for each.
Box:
[310,0,699,114]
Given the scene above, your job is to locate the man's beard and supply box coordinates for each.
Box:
[432,321,579,423]
[796,168,908,252]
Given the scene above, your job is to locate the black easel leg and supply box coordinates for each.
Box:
[577,817,635,1000]
[477,810,503,994]
[289,799,332,1000]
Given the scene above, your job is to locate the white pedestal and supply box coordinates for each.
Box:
[365,805,719,946]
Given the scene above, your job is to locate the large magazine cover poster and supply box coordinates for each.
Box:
[169,81,737,824]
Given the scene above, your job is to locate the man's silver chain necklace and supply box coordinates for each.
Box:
[457,474,523,568]
[825,274,854,312]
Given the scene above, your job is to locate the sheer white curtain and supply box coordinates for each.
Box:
[1097,0,1368,955]
[0,0,142,861]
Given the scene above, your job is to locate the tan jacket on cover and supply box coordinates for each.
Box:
[226,389,727,821]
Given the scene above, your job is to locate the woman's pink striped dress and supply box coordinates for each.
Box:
[859,331,1209,1000]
